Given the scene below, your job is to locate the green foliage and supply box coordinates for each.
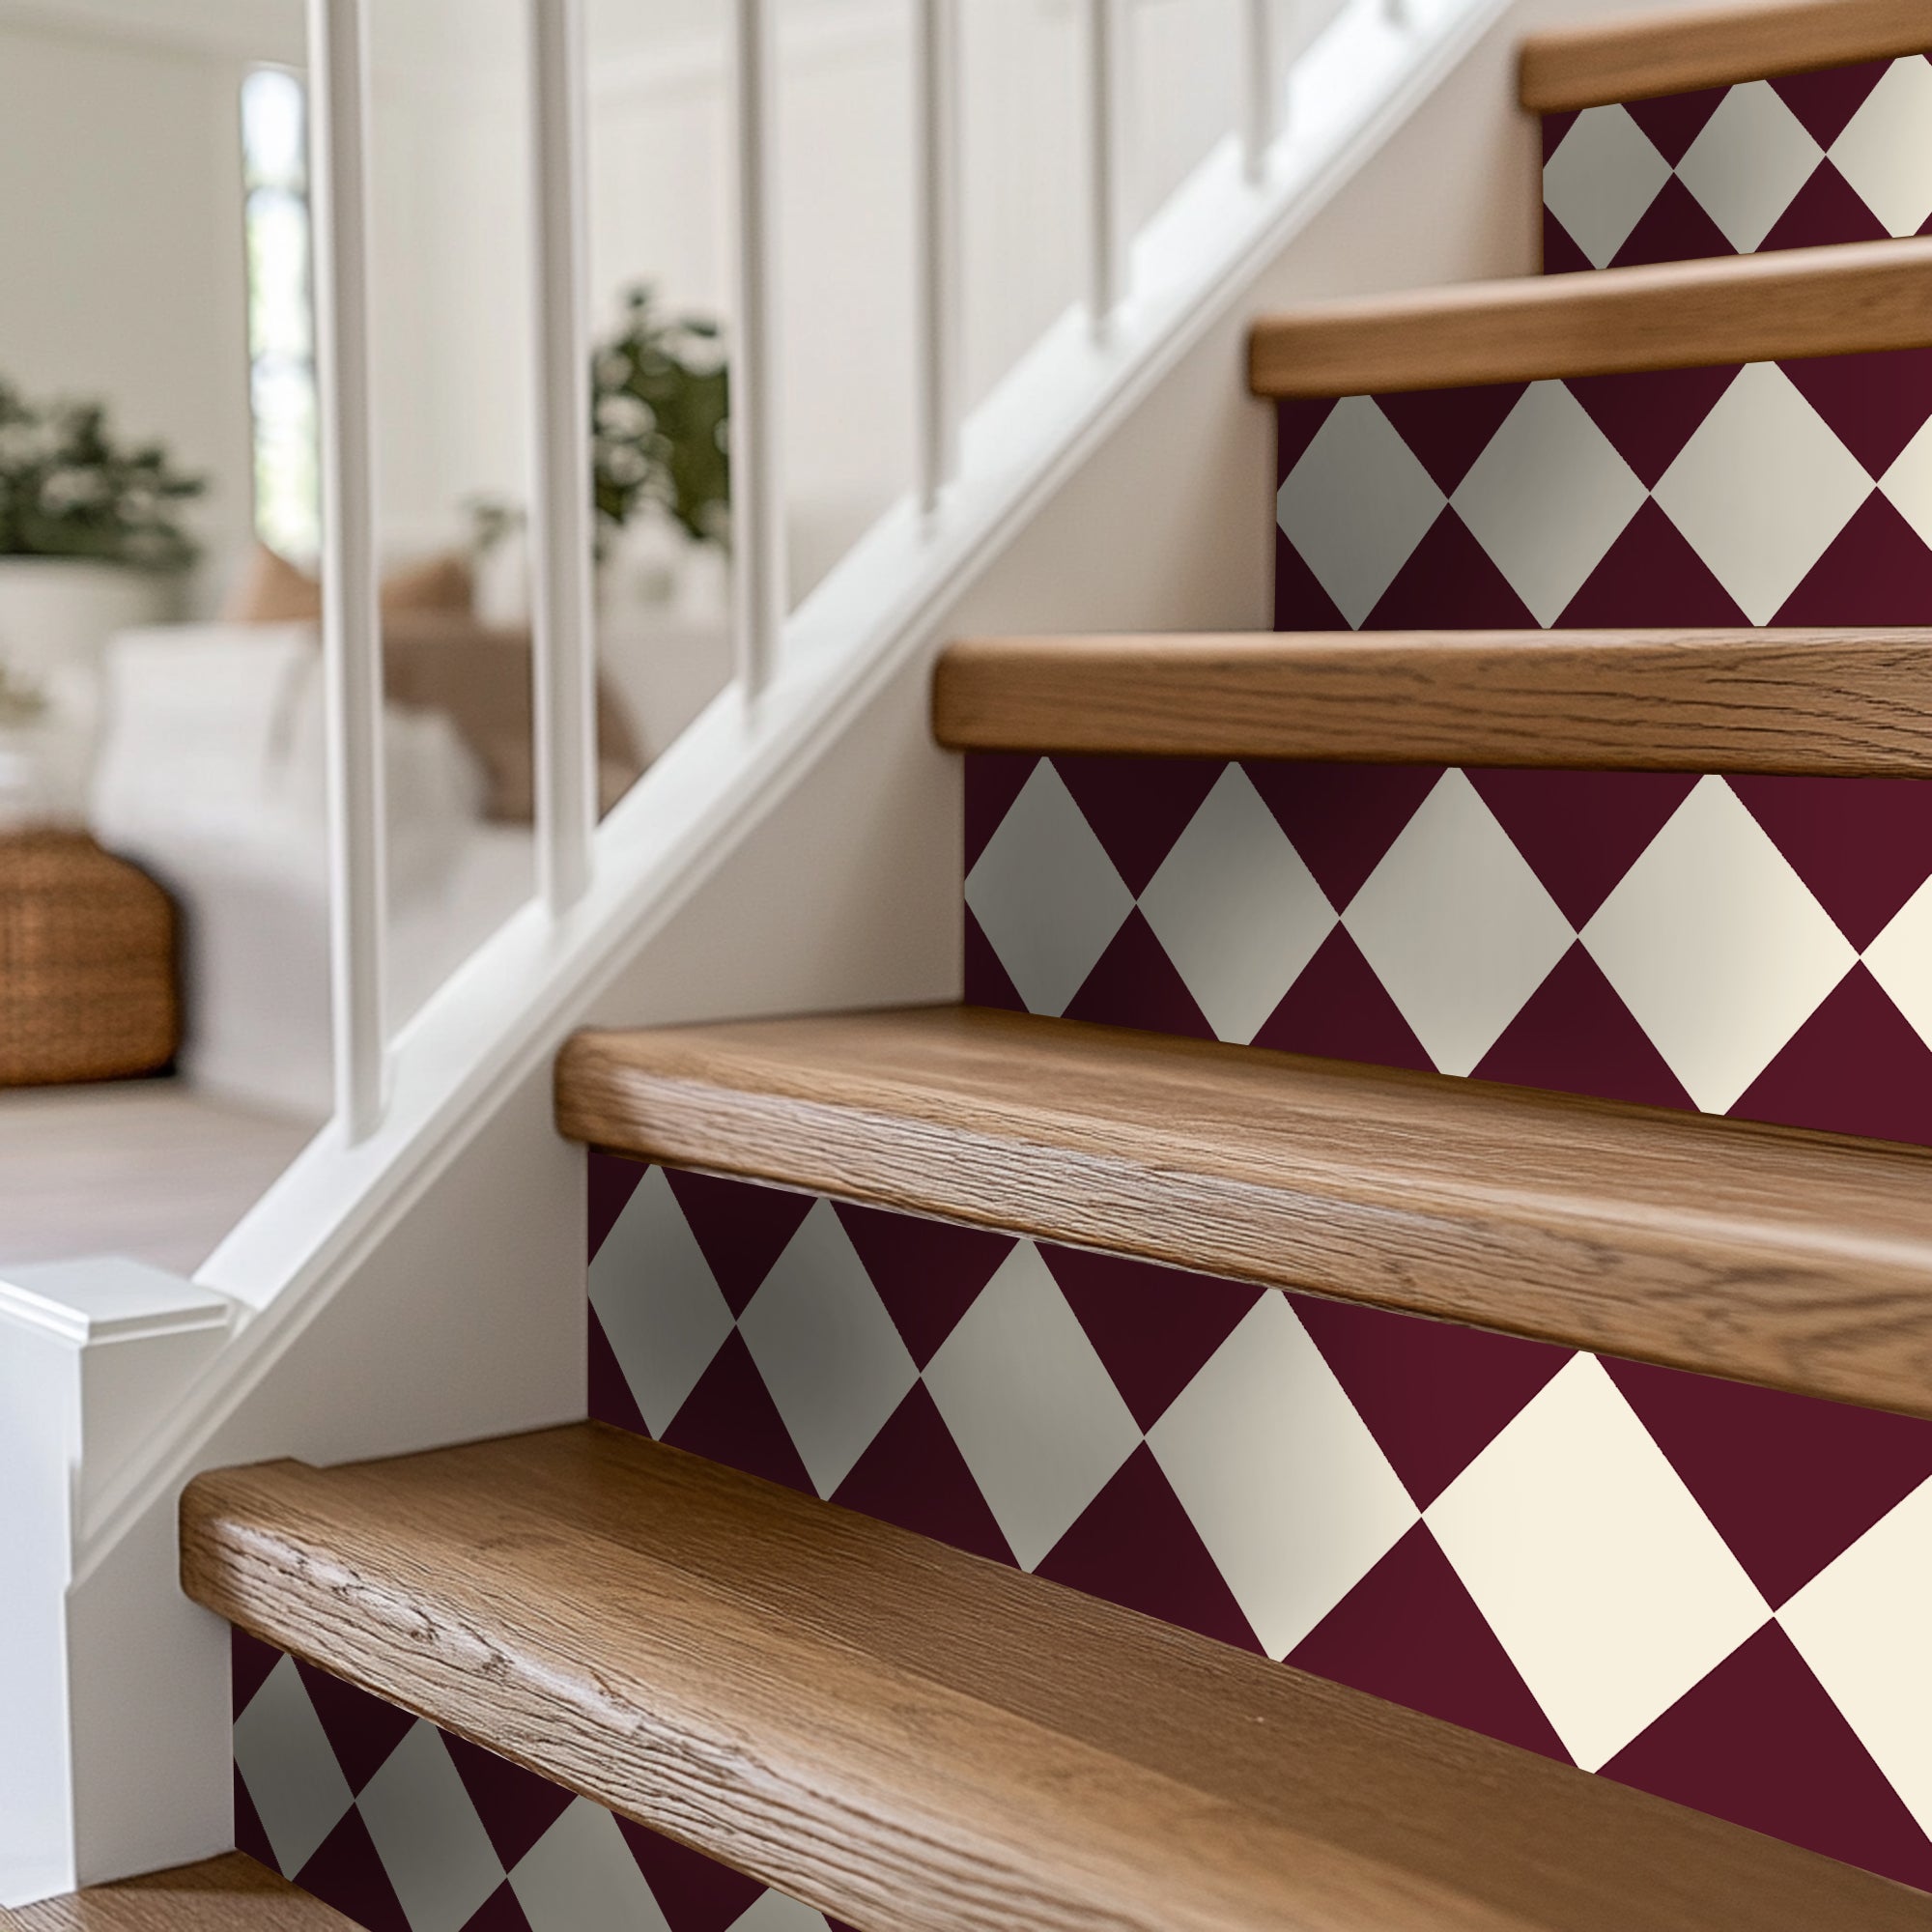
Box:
[0,379,206,569]
[591,286,729,550]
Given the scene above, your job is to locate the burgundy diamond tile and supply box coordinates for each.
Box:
[1276,396,1341,482]
[294,1662,415,1798]
[234,1762,275,1871]
[296,1808,412,1932]
[833,1202,1015,1369]
[1474,943,1696,1113]
[661,1332,814,1495]
[587,1151,648,1265]
[1608,174,1738,268]
[1622,84,1726,166]
[1565,365,1740,490]
[832,1383,1018,1567]
[1251,925,1434,1071]
[589,1304,651,1436]
[1734,965,1932,1148]
[1760,158,1890,251]
[1774,493,1932,624]
[463,1885,537,1932]
[1050,754,1225,896]
[1290,1293,1572,1510]
[1542,211,1592,275]
[1042,1245,1264,1433]
[1728,774,1932,949]
[963,903,1026,1011]
[1601,1623,1932,1892]
[1541,108,1579,165]
[1273,524,1350,631]
[1771,57,1895,148]
[663,1170,816,1318]
[1036,1444,1264,1652]
[1376,384,1529,495]
[443,1734,577,1875]
[1063,908,1215,1040]
[965,752,1039,874]
[1605,1355,1932,1608]
[615,1815,767,1932]
[1555,499,1749,625]
[1783,346,1932,478]
[1243,763,1444,912]
[235,1626,285,1720]
[1366,510,1538,630]
[1289,1523,1571,1762]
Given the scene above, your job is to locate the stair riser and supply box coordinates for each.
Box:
[1542,54,1932,271]
[229,1631,847,1932]
[585,1152,1932,1894]
[964,752,1932,1146]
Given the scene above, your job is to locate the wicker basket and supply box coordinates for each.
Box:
[0,832,180,1088]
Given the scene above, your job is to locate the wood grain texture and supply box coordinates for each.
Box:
[182,1425,1930,1932]
[1,1859,350,1930]
[557,1008,1932,1420]
[1247,239,1932,395]
[1520,0,1932,110]
[932,629,1932,773]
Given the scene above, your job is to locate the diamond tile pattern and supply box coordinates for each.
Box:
[234,1637,847,1932]
[584,1159,1932,1892]
[1541,54,1932,270]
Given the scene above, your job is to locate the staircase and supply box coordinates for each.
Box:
[76,3,1932,1926]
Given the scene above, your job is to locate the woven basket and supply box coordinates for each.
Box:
[0,832,180,1088]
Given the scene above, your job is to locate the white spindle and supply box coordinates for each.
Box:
[912,0,963,515]
[1083,0,1128,338]
[1242,0,1281,185]
[308,0,386,1142]
[730,0,785,697]
[1384,0,1410,26]
[529,0,598,911]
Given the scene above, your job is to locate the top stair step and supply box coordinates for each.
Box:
[1520,0,1932,112]
[1247,239,1932,395]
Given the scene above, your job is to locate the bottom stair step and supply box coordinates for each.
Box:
[1,1857,353,1929]
[183,1425,1924,1932]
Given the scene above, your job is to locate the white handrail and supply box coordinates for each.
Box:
[1083,0,1129,339]
[912,0,964,515]
[729,0,786,697]
[308,0,386,1143]
[1242,0,1283,184]
[529,0,599,913]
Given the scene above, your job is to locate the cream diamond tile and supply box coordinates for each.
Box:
[233,1656,355,1880]
[1864,873,1932,1051]
[589,1167,736,1437]
[357,1724,505,1932]
[1582,777,1856,1113]
[1275,396,1445,626]
[1342,769,1574,1076]
[511,1800,671,1931]
[1542,104,1673,268]
[1652,362,1870,624]
[923,1242,1140,1570]
[1829,56,1932,237]
[1428,1355,1770,1773]
[1880,415,1932,554]
[965,760,1132,1015]
[1780,1476,1932,1838]
[1451,382,1645,624]
[729,1895,836,1931]
[1148,1294,1418,1661]
[1676,80,1824,251]
[739,1200,919,1497]
[1138,765,1336,1044]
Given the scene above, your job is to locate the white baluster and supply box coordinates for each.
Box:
[308,0,386,1141]
[1084,0,1129,339]
[529,0,598,912]
[1242,0,1281,185]
[913,0,964,516]
[730,0,786,697]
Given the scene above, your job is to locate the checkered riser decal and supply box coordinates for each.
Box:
[586,1155,1932,1891]
[232,1629,852,1932]
[1541,53,1932,270]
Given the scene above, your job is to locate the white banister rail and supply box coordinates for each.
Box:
[529,0,599,913]
[1083,0,1129,338]
[729,0,786,698]
[1242,0,1283,183]
[912,0,964,515]
[308,0,386,1143]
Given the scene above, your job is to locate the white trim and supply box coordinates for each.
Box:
[0,1261,230,1350]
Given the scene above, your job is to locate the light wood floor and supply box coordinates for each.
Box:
[2,1857,348,1928]
[0,1082,318,1277]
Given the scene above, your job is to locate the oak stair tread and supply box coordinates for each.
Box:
[1247,238,1932,396]
[0,1858,351,1931]
[182,1423,1929,1932]
[1520,0,1932,112]
[556,1007,1932,1420]
[933,628,1932,775]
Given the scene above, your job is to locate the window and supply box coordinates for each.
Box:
[241,67,321,564]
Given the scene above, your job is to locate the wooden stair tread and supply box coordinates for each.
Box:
[557,1007,1932,1419]
[1247,239,1932,396]
[1520,0,1932,112]
[183,1424,1928,1932]
[0,1859,351,1930]
[933,629,1932,775]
